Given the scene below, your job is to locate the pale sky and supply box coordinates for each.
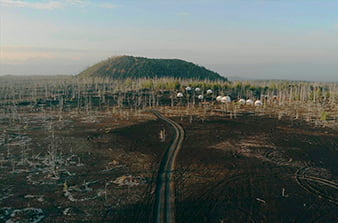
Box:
[1,0,338,81]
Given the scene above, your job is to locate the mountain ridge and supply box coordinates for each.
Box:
[78,56,227,81]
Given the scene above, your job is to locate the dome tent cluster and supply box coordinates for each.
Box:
[177,86,213,100]
[176,86,272,106]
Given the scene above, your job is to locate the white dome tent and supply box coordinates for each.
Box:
[198,95,204,100]
[255,100,263,106]
[238,99,246,105]
[216,96,222,102]
[246,99,254,105]
[221,96,231,103]
[206,89,213,94]
[185,86,192,91]
[195,87,201,92]
[177,92,184,98]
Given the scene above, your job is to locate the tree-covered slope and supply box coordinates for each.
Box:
[78,56,226,81]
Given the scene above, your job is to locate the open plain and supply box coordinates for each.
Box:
[0,106,337,222]
[0,76,337,222]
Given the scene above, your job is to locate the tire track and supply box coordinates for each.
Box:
[151,110,184,223]
[295,167,338,205]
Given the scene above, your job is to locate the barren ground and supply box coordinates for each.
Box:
[173,113,338,223]
[0,109,337,222]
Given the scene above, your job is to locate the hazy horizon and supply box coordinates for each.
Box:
[1,0,338,82]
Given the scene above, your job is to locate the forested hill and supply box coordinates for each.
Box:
[78,56,227,81]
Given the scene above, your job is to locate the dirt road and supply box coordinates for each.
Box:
[151,110,184,223]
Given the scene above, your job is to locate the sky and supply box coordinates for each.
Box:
[1,0,338,82]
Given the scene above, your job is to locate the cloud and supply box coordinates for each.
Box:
[0,0,121,10]
[1,46,59,64]
[99,3,120,9]
[66,0,85,4]
[0,0,86,10]
[0,46,112,65]
[0,0,63,10]
[0,46,114,75]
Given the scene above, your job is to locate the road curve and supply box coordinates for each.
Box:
[151,110,184,223]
